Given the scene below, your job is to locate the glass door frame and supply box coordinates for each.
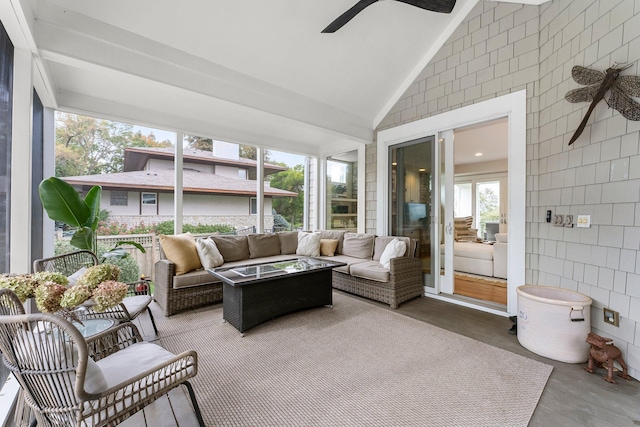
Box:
[376,90,526,316]
[387,136,437,293]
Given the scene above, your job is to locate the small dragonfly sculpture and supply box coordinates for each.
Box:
[565,64,640,145]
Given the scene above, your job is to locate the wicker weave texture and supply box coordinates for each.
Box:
[0,313,200,427]
[154,260,223,317]
[331,256,423,309]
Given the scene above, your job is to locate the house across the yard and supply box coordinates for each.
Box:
[61,142,298,230]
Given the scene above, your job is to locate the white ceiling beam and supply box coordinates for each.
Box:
[35,2,373,144]
[55,90,342,157]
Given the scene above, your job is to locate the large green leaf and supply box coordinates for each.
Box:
[70,226,94,251]
[83,185,102,228]
[39,177,90,227]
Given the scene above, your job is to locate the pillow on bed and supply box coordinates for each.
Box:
[495,233,508,243]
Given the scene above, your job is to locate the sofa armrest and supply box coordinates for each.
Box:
[388,256,423,287]
[153,259,176,307]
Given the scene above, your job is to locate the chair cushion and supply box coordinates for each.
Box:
[96,342,182,389]
[195,237,224,269]
[342,233,375,259]
[248,233,281,258]
[320,239,339,257]
[277,231,298,255]
[67,267,87,286]
[349,261,390,283]
[211,235,250,262]
[158,233,202,275]
[379,238,407,269]
[296,232,321,257]
[121,295,152,318]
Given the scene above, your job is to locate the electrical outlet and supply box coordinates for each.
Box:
[553,214,564,226]
[603,308,619,326]
[564,215,573,227]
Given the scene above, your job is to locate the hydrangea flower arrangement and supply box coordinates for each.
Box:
[0,263,127,314]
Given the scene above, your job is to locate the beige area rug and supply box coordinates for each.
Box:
[158,293,552,426]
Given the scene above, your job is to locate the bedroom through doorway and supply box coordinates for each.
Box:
[447,118,508,309]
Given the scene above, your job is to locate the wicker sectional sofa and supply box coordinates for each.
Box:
[154,230,424,316]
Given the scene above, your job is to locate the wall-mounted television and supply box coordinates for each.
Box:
[406,203,427,223]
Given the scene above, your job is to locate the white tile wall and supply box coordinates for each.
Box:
[373,0,640,379]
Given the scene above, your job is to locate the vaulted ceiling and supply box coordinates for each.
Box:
[3,0,544,157]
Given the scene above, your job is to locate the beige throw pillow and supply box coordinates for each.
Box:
[342,233,375,259]
[320,239,339,256]
[195,237,224,269]
[296,232,321,257]
[158,233,202,275]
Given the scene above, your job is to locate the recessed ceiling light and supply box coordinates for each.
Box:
[392,162,397,166]
[475,152,483,157]
[419,168,425,172]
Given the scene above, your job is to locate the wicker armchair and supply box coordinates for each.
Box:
[0,288,25,316]
[33,250,158,335]
[0,311,203,427]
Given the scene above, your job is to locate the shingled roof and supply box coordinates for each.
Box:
[123,147,288,176]
[62,169,297,197]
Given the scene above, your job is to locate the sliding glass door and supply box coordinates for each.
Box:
[388,137,434,288]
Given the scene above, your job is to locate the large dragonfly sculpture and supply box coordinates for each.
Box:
[565,64,640,145]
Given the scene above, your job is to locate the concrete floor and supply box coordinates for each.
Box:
[141,292,640,427]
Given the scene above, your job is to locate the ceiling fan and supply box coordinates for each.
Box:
[322,0,457,33]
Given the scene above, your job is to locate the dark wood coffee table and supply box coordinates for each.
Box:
[208,257,345,334]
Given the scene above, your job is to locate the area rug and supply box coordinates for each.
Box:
[158,293,552,426]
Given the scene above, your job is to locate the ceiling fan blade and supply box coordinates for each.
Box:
[394,0,456,14]
[322,0,379,33]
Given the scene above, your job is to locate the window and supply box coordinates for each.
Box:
[110,191,128,206]
[141,192,157,205]
[250,197,257,215]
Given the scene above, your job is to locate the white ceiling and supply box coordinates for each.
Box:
[454,117,508,165]
[3,0,540,157]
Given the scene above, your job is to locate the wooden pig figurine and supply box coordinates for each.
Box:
[584,332,630,384]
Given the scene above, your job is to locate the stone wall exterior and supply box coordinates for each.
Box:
[372,0,640,379]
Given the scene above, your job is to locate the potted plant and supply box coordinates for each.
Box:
[39,177,144,259]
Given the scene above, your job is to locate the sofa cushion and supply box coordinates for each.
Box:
[320,239,339,256]
[195,237,224,269]
[248,233,281,258]
[317,254,368,274]
[342,233,374,259]
[158,233,202,275]
[373,236,411,260]
[296,232,321,256]
[277,231,298,255]
[379,238,407,269]
[211,235,250,262]
[350,261,390,283]
[452,241,494,260]
[172,269,220,289]
[317,230,346,254]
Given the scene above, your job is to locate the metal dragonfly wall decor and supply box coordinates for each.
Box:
[565,64,640,145]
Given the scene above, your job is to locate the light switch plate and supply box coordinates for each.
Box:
[577,215,591,228]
